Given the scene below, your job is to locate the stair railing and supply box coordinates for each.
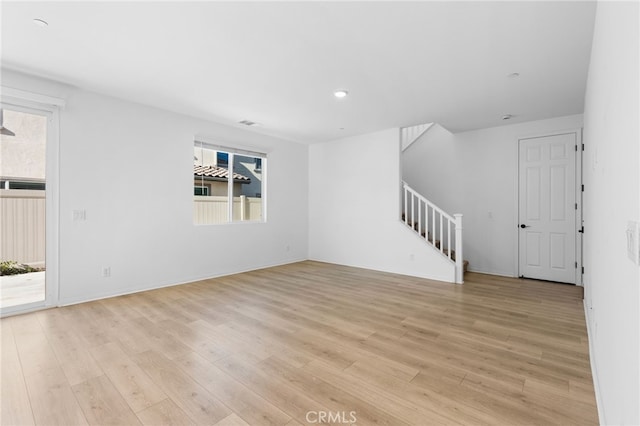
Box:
[400,123,433,151]
[402,181,464,284]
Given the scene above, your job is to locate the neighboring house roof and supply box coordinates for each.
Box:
[194,165,251,183]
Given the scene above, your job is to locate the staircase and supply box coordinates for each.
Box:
[400,122,433,151]
[402,181,467,284]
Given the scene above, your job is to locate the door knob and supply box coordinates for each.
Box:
[520,224,530,228]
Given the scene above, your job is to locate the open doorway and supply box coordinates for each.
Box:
[0,103,55,313]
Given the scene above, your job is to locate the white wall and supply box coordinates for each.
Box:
[309,128,455,282]
[403,115,583,277]
[2,69,309,305]
[582,2,639,424]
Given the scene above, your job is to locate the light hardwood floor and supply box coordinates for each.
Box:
[1,261,598,425]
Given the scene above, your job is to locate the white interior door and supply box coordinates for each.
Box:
[518,132,577,284]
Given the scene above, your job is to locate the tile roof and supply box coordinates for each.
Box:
[194,165,251,183]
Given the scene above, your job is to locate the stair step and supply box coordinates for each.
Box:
[442,249,470,272]
[443,248,455,259]
[403,212,468,274]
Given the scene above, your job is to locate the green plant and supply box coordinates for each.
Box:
[0,261,39,276]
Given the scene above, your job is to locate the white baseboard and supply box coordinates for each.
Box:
[583,299,606,425]
[466,267,516,278]
[57,257,308,307]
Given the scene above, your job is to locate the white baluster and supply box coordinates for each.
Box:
[454,213,464,284]
[447,219,452,259]
[439,213,443,253]
[411,194,415,230]
[418,200,422,238]
[404,186,408,225]
[431,204,435,248]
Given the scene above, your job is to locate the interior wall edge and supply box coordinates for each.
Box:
[584,299,606,425]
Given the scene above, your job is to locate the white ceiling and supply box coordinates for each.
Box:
[1,1,596,144]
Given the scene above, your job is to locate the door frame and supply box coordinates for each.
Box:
[1,90,63,316]
[516,128,583,286]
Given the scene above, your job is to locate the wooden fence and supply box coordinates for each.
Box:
[194,195,263,224]
[0,189,45,267]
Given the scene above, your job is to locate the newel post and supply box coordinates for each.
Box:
[454,213,464,284]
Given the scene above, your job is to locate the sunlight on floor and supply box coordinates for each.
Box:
[0,271,45,308]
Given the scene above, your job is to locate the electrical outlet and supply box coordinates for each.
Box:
[102,266,111,278]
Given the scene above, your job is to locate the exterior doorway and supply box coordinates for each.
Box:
[1,99,59,315]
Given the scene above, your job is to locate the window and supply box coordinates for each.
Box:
[0,180,46,190]
[193,139,266,224]
[216,152,228,167]
[194,185,209,196]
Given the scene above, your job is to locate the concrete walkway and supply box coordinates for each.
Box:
[0,271,45,308]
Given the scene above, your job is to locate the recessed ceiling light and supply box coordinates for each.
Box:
[334,90,348,99]
[33,18,48,28]
[507,72,520,79]
[502,114,513,120]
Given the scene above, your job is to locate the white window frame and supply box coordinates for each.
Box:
[1,88,63,317]
[193,137,267,225]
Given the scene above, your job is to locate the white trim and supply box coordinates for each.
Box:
[227,152,235,221]
[1,86,65,108]
[56,258,308,307]
[466,268,516,278]
[516,129,583,285]
[0,98,60,316]
[584,299,606,425]
[516,128,584,142]
[194,134,269,156]
[513,131,521,277]
[193,220,266,227]
[575,129,584,286]
[261,156,268,222]
[0,299,47,318]
[45,107,60,310]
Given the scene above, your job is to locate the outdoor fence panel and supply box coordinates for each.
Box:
[0,189,45,266]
